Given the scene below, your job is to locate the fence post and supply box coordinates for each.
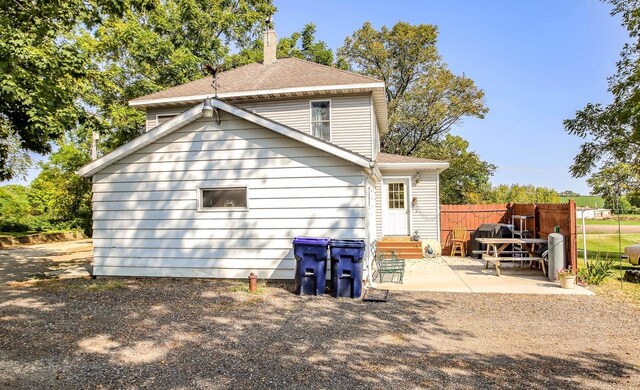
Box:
[568,199,577,272]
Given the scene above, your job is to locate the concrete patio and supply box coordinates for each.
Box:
[376,256,594,295]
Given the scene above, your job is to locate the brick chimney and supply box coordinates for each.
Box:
[263,26,277,64]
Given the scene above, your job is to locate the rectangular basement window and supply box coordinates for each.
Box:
[198,187,248,211]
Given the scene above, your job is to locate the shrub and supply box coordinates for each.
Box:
[579,256,615,286]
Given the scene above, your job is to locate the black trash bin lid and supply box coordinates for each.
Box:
[329,239,365,248]
[293,237,330,245]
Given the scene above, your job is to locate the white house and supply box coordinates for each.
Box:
[77,28,449,279]
[577,208,612,220]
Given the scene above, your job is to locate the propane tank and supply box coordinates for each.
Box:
[548,233,565,282]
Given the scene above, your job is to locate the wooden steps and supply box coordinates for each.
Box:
[377,238,423,259]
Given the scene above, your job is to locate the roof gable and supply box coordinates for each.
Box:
[128,58,390,134]
[77,99,371,177]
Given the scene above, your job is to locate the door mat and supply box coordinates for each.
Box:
[362,288,389,302]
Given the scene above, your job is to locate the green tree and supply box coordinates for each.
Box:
[0,185,32,231]
[30,137,93,234]
[559,190,581,197]
[226,23,337,68]
[415,135,495,204]
[564,0,640,180]
[490,184,560,204]
[338,22,488,155]
[78,0,275,151]
[586,163,639,210]
[0,0,134,180]
[0,120,31,180]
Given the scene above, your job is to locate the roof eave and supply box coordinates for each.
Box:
[129,82,386,108]
[377,162,450,172]
[77,98,373,177]
[76,103,205,177]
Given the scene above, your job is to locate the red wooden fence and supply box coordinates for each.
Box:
[440,201,577,271]
[537,201,577,271]
[440,204,510,255]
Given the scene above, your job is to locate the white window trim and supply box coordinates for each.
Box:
[309,99,332,142]
[196,185,250,212]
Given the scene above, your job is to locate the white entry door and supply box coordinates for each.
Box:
[382,179,410,236]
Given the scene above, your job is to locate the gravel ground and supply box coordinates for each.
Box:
[1,241,639,389]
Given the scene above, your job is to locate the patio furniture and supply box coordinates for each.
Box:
[450,226,467,257]
[475,237,547,277]
[373,249,406,284]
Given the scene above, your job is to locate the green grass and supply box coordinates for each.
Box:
[577,218,640,226]
[0,230,78,238]
[561,195,605,208]
[227,280,267,294]
[577,233,640,258]
[0,231,38,238]
[578,232,640,305]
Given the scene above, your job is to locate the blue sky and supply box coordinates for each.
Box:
[3,1,628,194]
[272,0,628,194]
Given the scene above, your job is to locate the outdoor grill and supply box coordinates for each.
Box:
[471,223,513,258]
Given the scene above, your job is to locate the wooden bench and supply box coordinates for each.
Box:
[483,255,546,277]
[472,250,532,256]
[373,250,406,284]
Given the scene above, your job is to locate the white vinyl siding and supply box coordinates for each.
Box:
[376,170,440,241]
[371,101,380,159]
[236,94,372,158]
[145,94,374,156]
[92,112,367,279]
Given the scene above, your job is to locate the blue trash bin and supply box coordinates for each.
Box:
[292,237,330,295]
[329,239,365,298]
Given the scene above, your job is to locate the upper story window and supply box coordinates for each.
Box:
[310,100,331,141]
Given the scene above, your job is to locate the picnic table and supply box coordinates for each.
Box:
[475,237,547,277]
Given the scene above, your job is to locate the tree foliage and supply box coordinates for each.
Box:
[0,0,93,179]
[29,135,93,234]
[564,0,640,180]
[559,190,581,197]
[586,163,639,209]
[0,119,31,180]
[0,185,32,231]
[415,135,495,204]
[226,23,338,68]
[338,22,488,155]
[78,0,275,151]
[490,184,561,204]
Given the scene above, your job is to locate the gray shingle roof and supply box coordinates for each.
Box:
[130,58,383,103]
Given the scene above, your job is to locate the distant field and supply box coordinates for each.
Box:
[578,218,640,226]
[578,233,640,256]
[561,196,605,208]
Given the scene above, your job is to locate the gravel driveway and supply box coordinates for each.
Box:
[1,241,639,389]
